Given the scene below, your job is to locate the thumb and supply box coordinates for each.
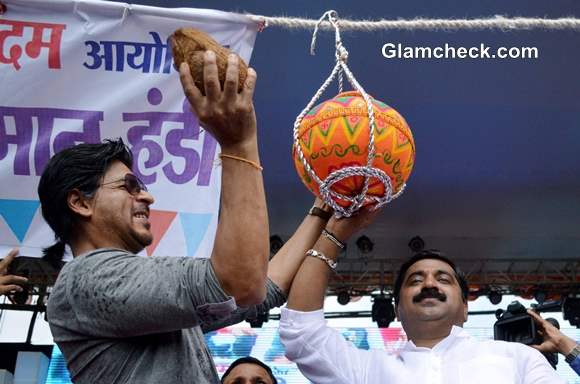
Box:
[0,248,19,273]
[530,341,556,354]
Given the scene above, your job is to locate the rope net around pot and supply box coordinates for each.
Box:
[292,10,416,217]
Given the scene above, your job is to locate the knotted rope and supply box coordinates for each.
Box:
[293,11,404,218]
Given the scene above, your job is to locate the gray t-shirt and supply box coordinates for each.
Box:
[46,248,286,383]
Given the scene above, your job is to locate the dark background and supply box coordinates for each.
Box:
[125,1,580,263]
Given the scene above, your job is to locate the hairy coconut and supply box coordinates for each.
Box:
[170,28,248,95]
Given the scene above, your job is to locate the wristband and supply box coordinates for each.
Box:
[321,229,345,249]
[565,344,580,364]
[306,249,337,270]
[219,153,263,171]
[308,206,332,221]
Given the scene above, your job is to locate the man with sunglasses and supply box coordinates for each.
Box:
[39,52,304,384]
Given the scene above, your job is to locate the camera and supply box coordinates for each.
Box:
[6,255,62,285]
[6,256,62,305]
[494,300,559,369]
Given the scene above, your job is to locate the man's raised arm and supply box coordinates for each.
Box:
[287,207,380,311]
[279,207,381,384]
[179,51,268,307]
[267,198,329,295]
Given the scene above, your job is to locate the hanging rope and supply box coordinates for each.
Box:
[288,10,575,217]
[293,10,404,218]
[248,14,580,32]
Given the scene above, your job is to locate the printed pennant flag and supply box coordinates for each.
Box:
[179,213,212,256]
[0,199,40,242]
[145,209,178,256]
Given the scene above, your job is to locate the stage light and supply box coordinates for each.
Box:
[408,236,425,252]
[356,235,374,254]
[337,290,351,305]
[563,296,580,328]
[269,235,285,255]
[488,290,503,305]
[248,310,269,328]
[372,295,395,328]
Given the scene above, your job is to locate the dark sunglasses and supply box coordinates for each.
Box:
[101,173,147,195]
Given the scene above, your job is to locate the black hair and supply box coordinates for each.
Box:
[38,138,133,266]
[393,249,469,306]
[221,356,277,384]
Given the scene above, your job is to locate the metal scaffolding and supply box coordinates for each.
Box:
[329,257,580,299]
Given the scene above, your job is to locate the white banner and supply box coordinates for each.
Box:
[0,0,259,259]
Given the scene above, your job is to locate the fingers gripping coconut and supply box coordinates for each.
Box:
[171,27,258,153]
[170,28,249,96]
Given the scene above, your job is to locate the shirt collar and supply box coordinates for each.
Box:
[402,325,471,353]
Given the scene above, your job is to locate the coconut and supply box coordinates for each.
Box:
[170,28,248,95]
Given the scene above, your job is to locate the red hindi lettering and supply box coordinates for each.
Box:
[0,19,66,70]
[0,19,26,70]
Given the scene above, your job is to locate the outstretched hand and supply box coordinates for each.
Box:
[527,309,577,355]
[179,51,258,152]
[0,248,28,295]
[325,205,382,244]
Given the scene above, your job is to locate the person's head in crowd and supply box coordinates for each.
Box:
[221,356,277,384]
[393,250,469,341]
[38,139,154,263]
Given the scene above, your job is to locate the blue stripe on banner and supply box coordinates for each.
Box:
[0,199,40,242]
[179,213,212,256]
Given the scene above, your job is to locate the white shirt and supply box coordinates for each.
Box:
[279,308,566,384]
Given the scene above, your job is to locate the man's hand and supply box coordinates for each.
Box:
[325,205,382,244]
[179,51,258,152]
[0,248,28,295]
[528,309,578,356]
